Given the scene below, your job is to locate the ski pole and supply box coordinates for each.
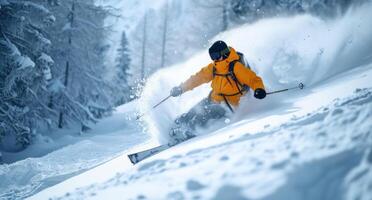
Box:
[136,95,172,120]
[267,82,304,95]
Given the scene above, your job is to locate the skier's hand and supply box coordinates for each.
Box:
[254,88,266,99]
[170,86,183,97]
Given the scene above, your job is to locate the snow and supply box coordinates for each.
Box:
[24,3,372,200]
[0,35,21,56]
[23,1,51,14]
[48,79,65,93]
[27,63,372,200]
[17,56,35,69]
[47,15,56,22]
[0,2,370,200]
[62,23,71,32]
[0,0,9,6]
[0,103,149,199]
[38,53,54,64]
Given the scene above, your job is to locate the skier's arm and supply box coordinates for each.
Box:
[181,63,213,92]
[234,63,265,91]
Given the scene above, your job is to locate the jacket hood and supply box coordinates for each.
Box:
[225,47,239,62]
[214,47,239,71]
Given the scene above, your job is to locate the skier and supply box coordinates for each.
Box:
[130,41,303,164]
[169,40,266,144]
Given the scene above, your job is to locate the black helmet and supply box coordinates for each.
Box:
[209,40,230,61]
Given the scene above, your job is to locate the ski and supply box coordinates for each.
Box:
[128,143,172,164]
[128,137,195,164]
[128,128,196,164]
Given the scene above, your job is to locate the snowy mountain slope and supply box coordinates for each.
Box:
[29,61,372,200]
[28,3,372,199]
[0,102,149,200]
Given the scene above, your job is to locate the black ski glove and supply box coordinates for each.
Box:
[254,88,266,99]
[170,86,183,97]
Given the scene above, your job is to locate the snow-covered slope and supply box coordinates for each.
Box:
[28,3,372,200]
[29,63,372,200]
[0,102,149,199]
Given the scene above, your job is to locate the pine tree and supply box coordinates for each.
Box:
[0,1,56,150]
[46,0,114,128]
[0,0,115,150]
[115,31,132,104]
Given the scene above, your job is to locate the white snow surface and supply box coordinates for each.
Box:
[38,53,54,64]
[26,3,372,200]
[16,56,35,69]
[28,63,372,200]
[0,102,149,199]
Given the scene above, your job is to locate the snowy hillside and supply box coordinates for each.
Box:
[27,3,372,200]
[0,102,149,199]
[28,63,372,200]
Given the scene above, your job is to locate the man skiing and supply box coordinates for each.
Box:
[129,41,304,164]
[169,40,266,144]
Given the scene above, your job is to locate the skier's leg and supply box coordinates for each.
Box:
[173,98,208,127]
[169,98,209,144]
[192,99,227,127]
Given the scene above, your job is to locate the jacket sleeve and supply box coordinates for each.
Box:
[181,63,214,92]
[234,63,265,91]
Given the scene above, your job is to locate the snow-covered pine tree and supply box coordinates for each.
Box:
[46,0,114,129]
[0,1,56,150]
[0,0,116,150]
[114,31,132,105]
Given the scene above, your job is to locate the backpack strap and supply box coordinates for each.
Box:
[213,64,234,85]
[228,60,244,95]
[212,60,248,96]
[212,60,250,113]
[212,66,216,78]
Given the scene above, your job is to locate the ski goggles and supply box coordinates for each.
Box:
[209,47,230,61]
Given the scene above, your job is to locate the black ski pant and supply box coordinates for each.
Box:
[169,97,227,143]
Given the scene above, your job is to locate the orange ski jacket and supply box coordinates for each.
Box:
[181,47,265,106]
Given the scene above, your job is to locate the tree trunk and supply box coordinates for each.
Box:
[140,13,148,80]
[160,0,169,68]
[59,0,75,128]
[222,0,228,31]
